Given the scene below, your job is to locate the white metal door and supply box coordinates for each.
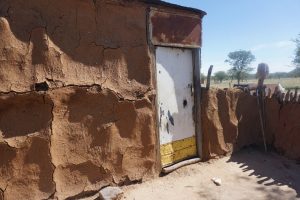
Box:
[156,47,196,167]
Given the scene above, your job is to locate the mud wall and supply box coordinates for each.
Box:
[201,88,300,161]
[0,0,154,99]
[201,89,262,160]
[0,0,159,199]
[265,98,300,160]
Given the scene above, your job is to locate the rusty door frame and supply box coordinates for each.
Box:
[147,7,203,170]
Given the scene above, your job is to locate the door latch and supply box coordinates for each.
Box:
[188,84,194,96]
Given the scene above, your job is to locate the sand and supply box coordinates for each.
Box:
[122,148,300,200]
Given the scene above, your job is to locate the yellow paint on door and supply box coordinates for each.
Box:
[160,136,197,167]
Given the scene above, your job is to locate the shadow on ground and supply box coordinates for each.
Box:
[227,147,300,199]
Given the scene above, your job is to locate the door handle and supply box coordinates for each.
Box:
[188,84,194,96]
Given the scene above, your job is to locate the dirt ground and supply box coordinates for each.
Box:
[122,148,300,200]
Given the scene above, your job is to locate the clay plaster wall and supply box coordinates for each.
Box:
[201,88,300,161]
[265,98,300,160]
[0,0,154,99]
[0,0,159,199]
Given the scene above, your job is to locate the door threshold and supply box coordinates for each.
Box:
[162,157,201,174]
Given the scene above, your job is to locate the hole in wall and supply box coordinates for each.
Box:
[34,82,49,91]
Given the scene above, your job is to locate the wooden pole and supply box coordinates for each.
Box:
[256,63,269,152]
[206,65,213,90]
[162,158,201,174]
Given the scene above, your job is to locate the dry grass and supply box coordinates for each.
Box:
[206,77,300,89]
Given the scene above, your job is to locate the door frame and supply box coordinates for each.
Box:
[145,6,203,170]
[153,46,202,169]
[192,48,202,159]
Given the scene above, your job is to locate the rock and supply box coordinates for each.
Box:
[99,187,123,200]
[211,177,222,186]
[77,186,123,200]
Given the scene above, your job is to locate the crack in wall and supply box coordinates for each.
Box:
[93,0,98,29]
[0,85,155,199]
[1,173,13,199]
[1,139,17,150]
[0,3,11,19]
[1,7,150,93]
[44,191,55,200]
[0,1,158,199]
[0,188,3,200]
[5,6,11,19]
[0,84,155,103]
[48,94,57,199]
[0,83,155,199]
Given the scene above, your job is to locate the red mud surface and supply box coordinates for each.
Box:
[0,1,159,199]
[201,88,300,161]
[0,0,298,199]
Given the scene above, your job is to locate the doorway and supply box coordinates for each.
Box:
[156,46,197,167]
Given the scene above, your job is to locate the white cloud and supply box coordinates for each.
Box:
[251,44,269,51]
[251,40,294,52]
[275,40,294,48]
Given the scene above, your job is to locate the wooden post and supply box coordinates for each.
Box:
[293,88,298,103]
[256,63,269,152]
[193,49,202,159]
[206,65,213,90]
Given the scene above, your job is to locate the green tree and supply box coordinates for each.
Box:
[225,50,255,84]
[288,68,300,77]
[293,34,300,67]
[214,71,227,83]
[269,72,288,79]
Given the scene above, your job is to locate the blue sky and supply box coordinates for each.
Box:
[165,0,300,74]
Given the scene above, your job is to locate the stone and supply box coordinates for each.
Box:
[99,187,123,200]
[211,177,222,186]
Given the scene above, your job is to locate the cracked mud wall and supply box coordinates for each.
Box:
[201,89,262,160]
[201,88,300,161]
[50,87,156,200]
[265,99,300,160]
[0,94,55,200]
[0,0,158,199]
[0,0,152,99]
[0,88,157,200]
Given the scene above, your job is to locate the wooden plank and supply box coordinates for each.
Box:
[193,49,202,158]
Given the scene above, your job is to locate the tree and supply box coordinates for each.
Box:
[289,68,300,77]
[269,72,288,79]
[225,50,255,84]
[293,34,300,68]
[214,71,227,83]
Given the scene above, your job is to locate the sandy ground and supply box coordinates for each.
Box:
[122,148,300,200]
